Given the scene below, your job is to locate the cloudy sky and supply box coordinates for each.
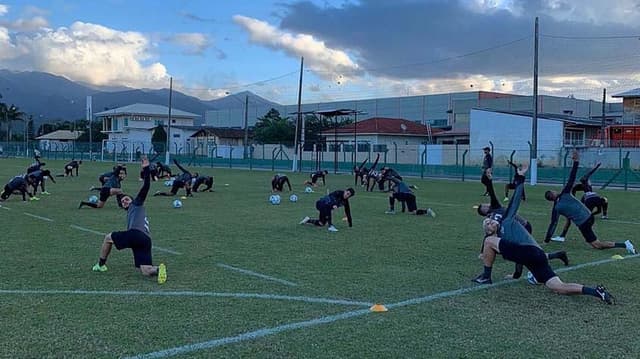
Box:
[0,0,638,104]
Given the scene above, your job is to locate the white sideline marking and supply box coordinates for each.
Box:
[217,263,298,287]
[69,224,182,255]
[0,205,10,210]
[23,212,53,222]
[129,254,639,358]
[70,225,105,236]
[0,289,371,307]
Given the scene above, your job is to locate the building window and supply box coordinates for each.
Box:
[124,118,129,127]
[113,119,118,131]
[564,128,584,146]
[173,134,180,138]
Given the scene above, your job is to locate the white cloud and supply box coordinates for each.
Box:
[166,32,211,55]
[2,21,169,88]
[233,15,361,81]
[0,4,8,16]
[2,15,48,31]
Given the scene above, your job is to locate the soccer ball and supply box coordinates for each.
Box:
[526,271,539,285]
[88,195,98,204]
[289,194,298,202]
[304,186,314,193]
[269,194,281,205]
[172,199,183,208]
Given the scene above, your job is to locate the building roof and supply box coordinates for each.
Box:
[612,88,640,98]
[35,130,84,140]
[320,117,442,136]
[191,127,252,139]
[94,103,200,118]
[471,108,612,127]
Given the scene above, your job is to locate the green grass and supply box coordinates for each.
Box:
[1,158,639,358]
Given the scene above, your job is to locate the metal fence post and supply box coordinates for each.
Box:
[461,149,469,181]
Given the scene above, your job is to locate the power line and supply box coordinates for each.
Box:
[541,34,640,40]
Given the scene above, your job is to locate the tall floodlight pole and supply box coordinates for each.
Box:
[243,94,249,159]
[87,96,92,160]
[293,56,304,172]
[530,17,539,185]
[165,77,173,164]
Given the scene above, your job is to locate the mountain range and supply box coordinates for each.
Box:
[0,69,281,126]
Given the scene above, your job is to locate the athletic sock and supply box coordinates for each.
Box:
[388,197,394,210]
[482,266,492,278]
[99,258,107,266]
[582,286,598,297]
[614,242,625,248]
[309,219,322,226]
[80,201,98,208]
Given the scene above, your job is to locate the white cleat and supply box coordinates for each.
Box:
[327,225,338,232]
[426,208,436,218]
[550,236,565,242]
[625,240,636,255]
[299,216,310,225]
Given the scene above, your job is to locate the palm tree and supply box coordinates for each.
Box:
[6,104,24,141]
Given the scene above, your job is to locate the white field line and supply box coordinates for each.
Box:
[217,263,298,287]
[0,205,10,210]
[69,224,181,255]
[127,254,639,359]
[0,289,372,307]
[23,212,53,222]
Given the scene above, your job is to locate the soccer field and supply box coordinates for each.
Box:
[1,158,639,358]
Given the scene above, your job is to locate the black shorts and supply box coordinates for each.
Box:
[583,196,604,211]
[316,201,333,224]
[311,174,320,184]
[99,187,111,202]
[171,180,185,194]
[393,192,417,212]
[111,229,153,267]
[578,215,597,243]
[499,240,556,284]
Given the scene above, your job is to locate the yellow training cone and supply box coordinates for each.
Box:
[611,254,624,260]
[181,196,187,200]
[370,304,388,312]
[472,205,479,209]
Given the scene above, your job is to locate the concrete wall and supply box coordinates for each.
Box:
[470,109,564,167]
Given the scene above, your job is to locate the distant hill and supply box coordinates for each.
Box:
[0,69,280,126]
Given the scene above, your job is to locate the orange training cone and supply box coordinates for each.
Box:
[370,304,388,312]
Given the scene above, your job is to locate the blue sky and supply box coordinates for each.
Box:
[0,0,639,104]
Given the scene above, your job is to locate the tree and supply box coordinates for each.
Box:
[254,108,295,145]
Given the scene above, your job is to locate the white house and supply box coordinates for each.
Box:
[95,103,200,154]
[35,130,84,151]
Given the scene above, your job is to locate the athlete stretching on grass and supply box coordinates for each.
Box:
[192,174,214,192]
[472,182,614,304]
[299,188,355,232]
[271,174,292,192]
[79,167,126,209]
[385,178,435,217]
[92,157,167,283]
[544,150,635,254]
[303,170,328,187]
[27,169,55,195]
[475,164,568,276]
[504,160,526,202]
[153,159,193,197]
[0,175,37,202]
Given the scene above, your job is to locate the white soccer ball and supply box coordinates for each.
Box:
[304,186,313,193]
[269,194,281,205]
[289,194,298,202]
[526,271,539,285]
[172,199,183,209]
[88,195,98,204]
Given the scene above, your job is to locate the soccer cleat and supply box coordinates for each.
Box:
[299,216,310,225]
[384,210,396,214]
[153,191,161,196]
[157,263,167,284]
[601,215,608,219]
[426,208,436,218]
[327,225,338,232]
[92,263,108,272]
[78,202,84,209]
[595,285,614,304]
[41,191,51,195]
[624,240,636,255]
[503,197,509,202]
[550,236,565,242]
[472,274,492,285]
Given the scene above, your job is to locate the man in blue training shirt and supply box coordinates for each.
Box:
[544,150,635,254]
[299,188,355,232]
[384,177,435,217]
[473,178,614,304]
[92,157,166,283]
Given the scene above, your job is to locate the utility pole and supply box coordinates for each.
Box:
[243,94,249,159]
[165,77,173,164]
[530,16,539,185]
[293,56,304,172]
[601,88,606,144]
